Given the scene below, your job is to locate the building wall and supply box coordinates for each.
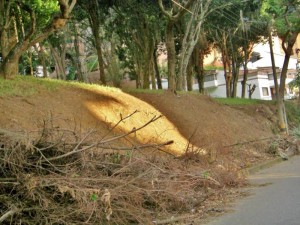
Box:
[203,68,295,100]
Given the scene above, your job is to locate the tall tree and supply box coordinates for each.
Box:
[0,0,76,79]
[77,0,107,85]
[111,0,162,89]
[177,0,212,91]
[263,0,300,131]
[158,0,194,91]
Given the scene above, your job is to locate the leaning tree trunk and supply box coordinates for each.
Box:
[0,0,76,79]
[268,29,279,101]
[277,32,298,132]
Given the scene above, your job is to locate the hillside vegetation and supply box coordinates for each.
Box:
[0,77,299,224]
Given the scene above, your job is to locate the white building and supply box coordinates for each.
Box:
[202,36,299,100]
[202,68,297,100]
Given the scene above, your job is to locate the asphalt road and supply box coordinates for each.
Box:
[206,155,300,225]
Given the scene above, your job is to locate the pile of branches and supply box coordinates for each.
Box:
[0,113,240,224]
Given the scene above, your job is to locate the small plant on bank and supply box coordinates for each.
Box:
[267,141,279,155]
[291,126,300,139]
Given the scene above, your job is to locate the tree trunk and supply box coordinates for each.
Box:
[186,58,193,91]
[177,1,212,91]
[269,29,279,101]
[241,64,248,98]
[0,59,19,79]
[231,58,239,98]
[142,38,154,89]
[193,46,205,94]
[226,61,232,98]
[28,51,34,76]
[277,98,287,131]
[94,30,106,85]
[73,23,86,82]
[153,46,162,89]
[50,45,66,80]
[158,0,195,91]
[0,0,77,79]
[166,20,176,91]
[279,32,298,98]
[150,57,156,90]
[241,44,249,98]
[277,32,298,132]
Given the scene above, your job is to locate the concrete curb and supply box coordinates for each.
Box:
[243,150,297,175]
[243,157,284,175]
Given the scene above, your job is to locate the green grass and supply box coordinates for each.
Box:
[204,65,224,70]
[285,101,300,127]
[124,88,165,94]
[0,76,64,96]
[0,75,121,97]
[214,97,266,105]
[291,126,300,139]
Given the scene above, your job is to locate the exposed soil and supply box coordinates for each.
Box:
[0,85,277,160]
[0,83,284,224]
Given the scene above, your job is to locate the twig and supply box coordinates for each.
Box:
[100,115,163,144]
[45,115,164,162]
[36,147,67,174]
[0,205,20,223]
[98,140,174,151]
[73,129,95,152]
[223,136,275,147]
[99,110,139,141]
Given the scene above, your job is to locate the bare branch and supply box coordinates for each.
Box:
[100,110,138,142]
[16,1,36,41]
[158,0,173,19]
[44,114,164,162]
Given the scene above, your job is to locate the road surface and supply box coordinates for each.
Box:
[206,155,300,225]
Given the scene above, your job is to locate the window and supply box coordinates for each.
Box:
[262,87,269,96]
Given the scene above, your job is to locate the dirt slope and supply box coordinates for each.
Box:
[130,91,275,148]
[0,83,277,164]
[0,81,283,224]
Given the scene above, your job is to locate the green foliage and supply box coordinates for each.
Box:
[262,0,300,36]
[90,194,98,202]
[291,126,300,139]
[289,70,300,90]
[86,56,99,72]
[67,67,76,80]
[285,101,300,127]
